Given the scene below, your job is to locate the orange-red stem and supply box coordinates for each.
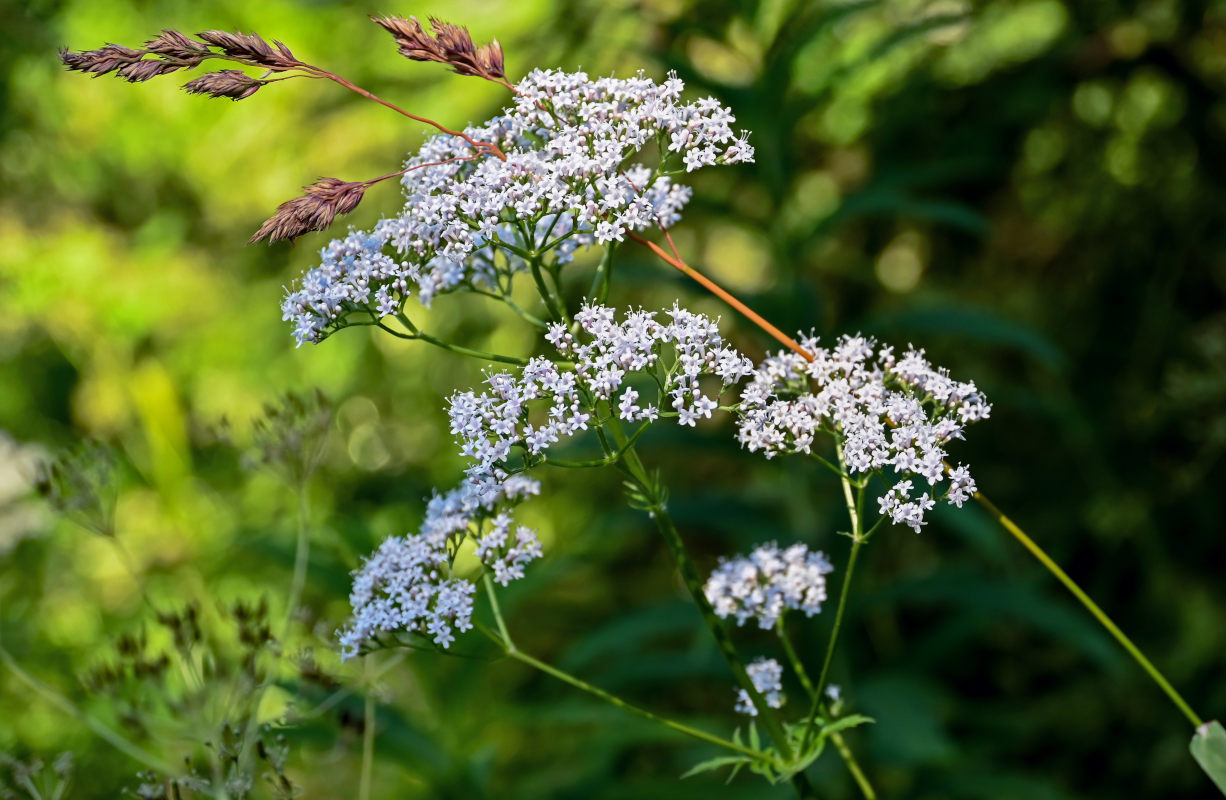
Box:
[626,231,813,362]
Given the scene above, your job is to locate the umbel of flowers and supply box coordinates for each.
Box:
[281,68,753,346]
[737,334,991,533]
[340,474,542,658]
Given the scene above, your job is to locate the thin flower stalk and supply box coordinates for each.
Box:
[801,443,865,754]
[975,493,1204,728]
[601,417,816,781]
[777,620,876,800]
[359,661,375,800]
[477,583,777,767]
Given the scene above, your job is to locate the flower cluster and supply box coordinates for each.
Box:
[704,542,834,630]
[736,335,990,532]
[282,69,753,345]
[735,657,786,716]
[450,303,753,480]
[339,475,542,658]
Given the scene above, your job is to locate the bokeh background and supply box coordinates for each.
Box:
[2,0,1225,797]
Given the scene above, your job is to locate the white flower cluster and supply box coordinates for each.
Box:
[338,475,542,658]
[449,303,753,480]
[735,657,786,716]
[737,334,990,533]
[282,69,753,345]
[704,542,834,630]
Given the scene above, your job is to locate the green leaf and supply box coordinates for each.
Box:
[1191,721,1226,795]
[777,739,824,782]
[823,713,875,736]
[680,755,751,780]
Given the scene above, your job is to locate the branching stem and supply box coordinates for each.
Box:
[633,230,1207,731]
[476,587,775,766]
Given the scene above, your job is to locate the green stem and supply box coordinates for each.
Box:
[484,573,514,651]
[975,491,1204,728]
[617,442,793,756]
[529,259,563,321]
[542,422,650,469]
[602,422,820,797]
[515,219,567,324]
[547,263,570,320]
[414,329,530,366]
[831,730,875,800]
[375,318,524,367]
[779,620,876,800]
[471,287,549,330]
[476,625,774,765]
[0,645,171,774]
[778,617,816,698]
[283,486,310,638]
[359,672,375,800]
[476,585,775,766]
[500,296,548,330]
[585,244,616,304]
[803,443,864,752]
[805,536,860,748]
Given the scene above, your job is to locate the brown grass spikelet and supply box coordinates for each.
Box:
[249,178,368,244]
[114,59,182,82]
[183,70,264,100]
[143,29,211,63]
[196,30,297,68]
[58,44,149,77]
[370,15,505,81]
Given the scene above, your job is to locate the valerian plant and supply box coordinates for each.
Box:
[51,11,1224,798]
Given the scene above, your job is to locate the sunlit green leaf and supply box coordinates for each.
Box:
[1191,721,1226,795]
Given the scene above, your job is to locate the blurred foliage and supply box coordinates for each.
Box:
[2,0,1225,798]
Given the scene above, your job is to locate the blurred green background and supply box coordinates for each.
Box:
[2,0,1225,797]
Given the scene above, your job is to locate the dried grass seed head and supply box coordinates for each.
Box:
[195,29,297,68]
[371,14,505,80]
[250,178,369,244]
[182,69,263,100]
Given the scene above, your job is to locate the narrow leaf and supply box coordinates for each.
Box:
[680,755,750,779]
[823,713,875,736]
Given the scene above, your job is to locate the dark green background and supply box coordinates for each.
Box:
[2,0,1224,797]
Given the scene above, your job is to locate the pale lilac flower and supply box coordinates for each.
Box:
[338,475,542,658]
[704,542,834,630]
[735,657,786,716]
